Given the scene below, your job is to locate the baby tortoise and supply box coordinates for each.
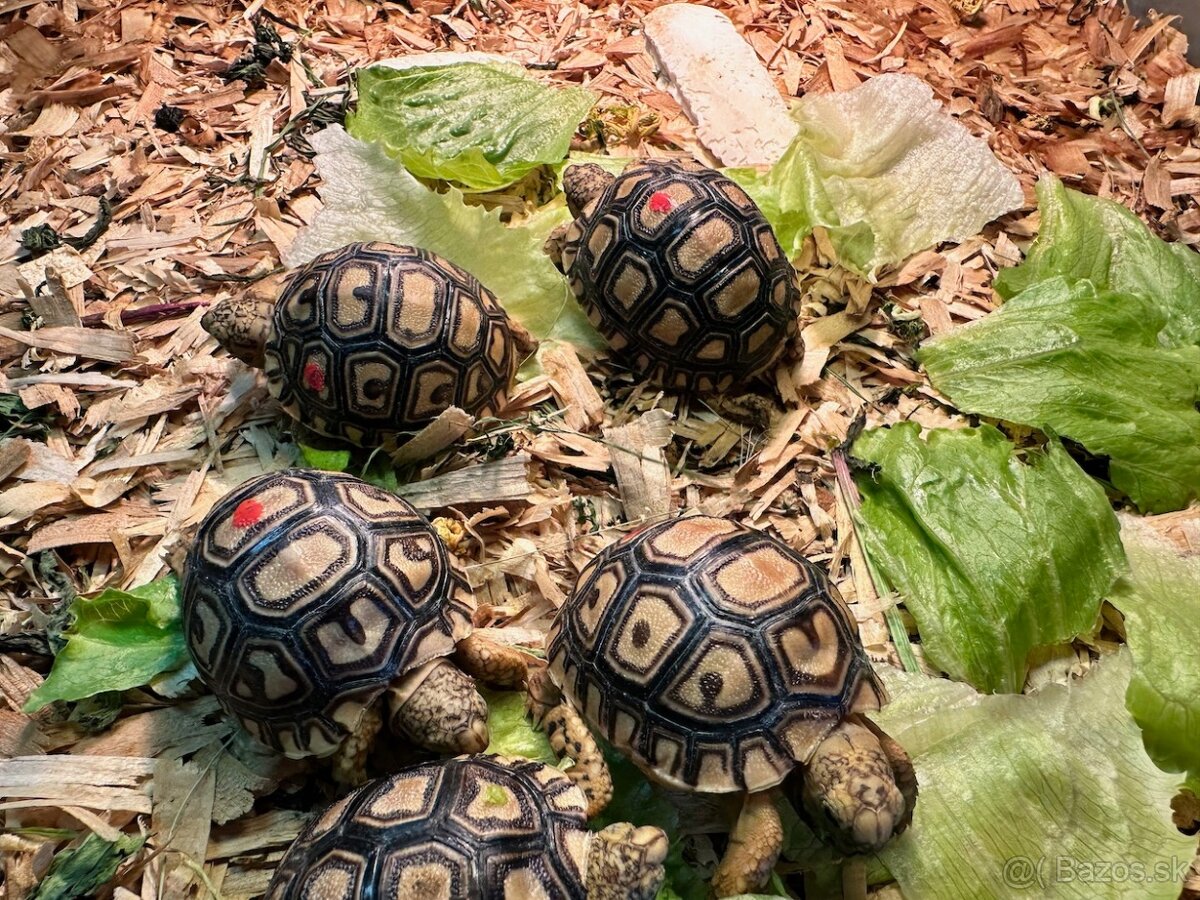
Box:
[266,754,669,900]
[181,468,531,783]
[529,515,916,896]
[545,160,799,393]
[203,241,530,447]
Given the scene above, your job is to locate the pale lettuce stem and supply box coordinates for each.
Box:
[831,449,921,675]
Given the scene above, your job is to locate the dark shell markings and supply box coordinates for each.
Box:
[181,468,473,758]
[547,515,886,794]
[560,161,800,392]
[263,242,517,445]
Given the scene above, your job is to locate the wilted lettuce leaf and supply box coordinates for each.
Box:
[920,277,1200,514]
[25,576,188,712]
[480,688,557,766]
[995,176,1200,346]
[853,423,1126,693]
[1111,516,1200,782]
[727,74,1023,275]
[31,833,146,900]
[873,652,1195,899]
[349,63,594,191]
[286,126,604,349]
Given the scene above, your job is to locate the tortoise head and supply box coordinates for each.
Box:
[797,719,912,855]
[563,163,615,219]
[202,295,274,368]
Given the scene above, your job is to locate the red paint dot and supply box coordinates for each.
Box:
[648,191,673,213]
[303,362,326,391]
[232,498,264,529]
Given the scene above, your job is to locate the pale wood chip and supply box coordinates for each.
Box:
[0,439,34,485]
[74,697,229,760]
[0,756,154,813]
[0,325,134,363]
[206,809,308,861]
[0,710,43,758]
[602,409,674,523]
[388,407,475,468]
[799,310,872,386]
[26,509,159,553]
[152,752,216,897]
[397,453,535,510]
[1163,71,1200,126]
[541,344,605,431]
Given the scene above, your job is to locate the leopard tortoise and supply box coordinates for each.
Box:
[202,242,530,447]
[266,754,668,900]
[181,468,531,783]
[544,160,800,392]
[529,515,917,897]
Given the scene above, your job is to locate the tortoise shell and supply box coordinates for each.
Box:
[264,242,518,445]
[181,468,474,758]
[547,515,885,794]
[561,160,799,392]
[266,754,592,900]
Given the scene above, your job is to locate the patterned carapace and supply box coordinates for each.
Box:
[561,160,799,392]
[181,468,474,758]
[547,515,886,793]
[265,755,592,900]
[262,242,517,445]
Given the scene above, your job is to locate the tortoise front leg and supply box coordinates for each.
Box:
[712,791,783,898]
[543,223,570,271]
[387,659,489,755]
[586,822,670,900]
[526,668,613,816]
[453,633,532,689]
[330,703,382,786]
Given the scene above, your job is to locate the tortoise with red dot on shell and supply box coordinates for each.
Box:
[181,468,531,783]
[545,160,800,392]
[202,242,530,448]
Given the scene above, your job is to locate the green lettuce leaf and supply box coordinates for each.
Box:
[995,176,1200,345]
[727,74,1023,275]
[920,277,1200,514]
[873,651,1195,899]
[852,423,1126,693]
[1112,515,1200,781]
[298,444,351,472]
[24,576,188,712]
[922,176,1200,513]
[286,125,604,349]
[348,63,595,192]
[480,688,557,766]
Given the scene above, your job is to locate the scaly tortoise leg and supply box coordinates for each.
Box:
[543,223,569,271]
[711,791,783,898]
[454,633,533,689]
[387,659,489,755]
[586,822,670,900]
[329,703,382,786]
[800,719,907,854]
[526,667,612,816]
